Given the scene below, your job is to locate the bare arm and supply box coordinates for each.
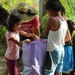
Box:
[65,28,71,42]
[19,30,39,40]
[9,38,22,46]
[34,26,40,37]
[44,19,51,37]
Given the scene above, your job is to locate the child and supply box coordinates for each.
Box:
[4,14,39,75]
[61,6,74,75]
[44,0,68,75]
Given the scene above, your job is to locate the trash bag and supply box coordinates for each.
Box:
[22,39,47,75]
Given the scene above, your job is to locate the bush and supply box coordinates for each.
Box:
[40,14,48,38]
[0,25,7,42]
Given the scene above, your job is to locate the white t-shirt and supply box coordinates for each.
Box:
[47,17,68,52]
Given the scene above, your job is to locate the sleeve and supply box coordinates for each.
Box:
[7,32,14,40]
[32,16,40,28]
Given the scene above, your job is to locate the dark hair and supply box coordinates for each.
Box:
[0,6,9,27]
[67,20,75,35]
[8,14,22,32]
[45,0,62,12]
[0,6,9,20]
[61,5,65,14]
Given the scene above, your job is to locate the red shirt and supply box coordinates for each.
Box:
[21,16,40,33]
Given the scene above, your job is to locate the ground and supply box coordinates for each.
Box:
[0,56,6,75]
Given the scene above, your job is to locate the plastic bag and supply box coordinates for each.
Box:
[22,39,47,75]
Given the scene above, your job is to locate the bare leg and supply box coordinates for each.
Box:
[63,73,71,75]
[55,72,62,75]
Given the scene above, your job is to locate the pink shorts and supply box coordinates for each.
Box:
[6,58,19,75]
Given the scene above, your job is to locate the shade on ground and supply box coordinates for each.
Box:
[0,57,6,75]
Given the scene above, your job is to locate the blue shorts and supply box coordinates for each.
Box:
[63,45,74,73]
[44,46,64,75]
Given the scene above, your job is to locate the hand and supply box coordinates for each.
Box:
[32,34,39,40]
[24,39,31,44]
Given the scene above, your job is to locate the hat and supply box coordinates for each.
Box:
[0,6,9,27]
[9,2,37,22]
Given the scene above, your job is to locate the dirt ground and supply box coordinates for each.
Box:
[0,56,6,75]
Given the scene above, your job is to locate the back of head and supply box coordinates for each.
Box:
[61,5,65,14]
[67,20,75,35]
[0,6,9,27]
[45,0,62,12]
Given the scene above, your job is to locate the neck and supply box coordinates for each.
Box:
[53,12,61,16]
[13,31,17,33]
[53,12,65,20]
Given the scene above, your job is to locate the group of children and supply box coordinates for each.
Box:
[42,0,75,75]
[0,0,75,75]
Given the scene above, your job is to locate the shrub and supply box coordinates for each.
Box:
[40,14,48,38]
[0,25,7,42]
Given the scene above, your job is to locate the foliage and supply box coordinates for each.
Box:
[0,25,7,42]
[0,41,7,56]
[40,14,48,38]
[2,0,38,11]
[60,0,75,21]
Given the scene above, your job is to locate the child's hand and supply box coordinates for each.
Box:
[32,34,39,40]
[24,39,31,44]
